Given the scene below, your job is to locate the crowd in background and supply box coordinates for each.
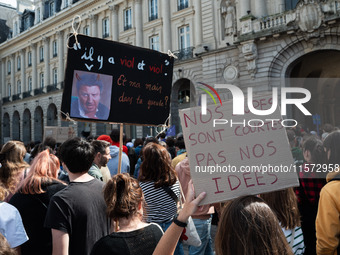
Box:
[0,123,340,255]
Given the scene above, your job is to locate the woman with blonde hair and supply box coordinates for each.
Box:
[0,141,29,201]
[138,142,183,255]
[91,173,163,255]
[9,149,66,255]
[261,188,305,254]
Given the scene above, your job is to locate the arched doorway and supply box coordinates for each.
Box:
[171,78,196,134]
[286,50,340,131]
[47,104,58,126]
[34,106,43,142]
[12,111,20,141]
[3,113,10,142]
[23,109,32,143]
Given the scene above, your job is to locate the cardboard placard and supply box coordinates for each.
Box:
[61,34,174,125]
[44,126,75,143]
[179,94,299,205]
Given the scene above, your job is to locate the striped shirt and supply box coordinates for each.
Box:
[140,180,180,223]
[282,225,305,255]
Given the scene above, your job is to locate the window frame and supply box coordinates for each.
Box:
[40,46,44,62]
[178,25,190,50]
[178,0,189,11]
[149,0,158,21]
[53,40,58,57]
[124,8,132,31]
[7,60,11,74]
[40,72,44,88]
[53,68,58,85]
[149,35,160,51]
[28,76,32,91]
[28,51,32,67]
[17,56,21,71]
[102,18,110,38]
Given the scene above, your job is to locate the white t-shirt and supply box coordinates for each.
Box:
[0,202,29,248]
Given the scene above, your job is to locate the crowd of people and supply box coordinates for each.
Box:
[0,124,340,255]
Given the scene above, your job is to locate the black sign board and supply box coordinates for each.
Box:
[61,34,174,125]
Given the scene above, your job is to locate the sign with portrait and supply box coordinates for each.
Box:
[61,34,174,125]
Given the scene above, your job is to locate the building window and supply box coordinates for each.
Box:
[124,8,132,31]
[285,0,299,10]
[179,25,190,49]
[24,17,30,30]
[7,61,11,74]
[53,40,57,57]
[40,72,44,88]
[50,1,55,16]
[40,46,44,62]
[149,0,158,21]
[14,22,18,35]
[64,0,68,8]
[17,56,21,71]
[17,80,21,94]
[28,51,32,66]
[83,26,90,36]
[149,35,160,51]
[37,8,41,22]
[178,0,189,11]
[8,84,11,97]
[28,76,32,91]
[102,18,109,38]
[53,68,58,85]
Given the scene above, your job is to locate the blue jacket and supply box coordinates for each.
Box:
[107,146,130,176]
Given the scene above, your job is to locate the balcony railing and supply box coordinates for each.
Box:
[149,14,158,21]
[3,97,10,103]
[174,47,194,61]
[47,84,57,92]
[34,87,44,95]
[12,94,21,101]
[124,24,132,31]
[23,91,32,98]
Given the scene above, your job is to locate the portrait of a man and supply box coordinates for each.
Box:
[70,71,112,120]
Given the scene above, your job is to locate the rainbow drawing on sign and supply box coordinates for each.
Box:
[198,82,223,115]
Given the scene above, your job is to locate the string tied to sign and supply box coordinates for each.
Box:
[167,50,178,59]
[60,111,77,125]
[156,114,171,136]
[66,15,82,49]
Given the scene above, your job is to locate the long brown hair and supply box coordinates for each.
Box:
[260,188,301,229]
[215,196,293,255]
[0,141,29,192]
[138,143,177,188]
[19,150,65,195]
[104,173,144,220]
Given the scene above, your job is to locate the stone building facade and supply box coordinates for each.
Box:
[0,0,339,143]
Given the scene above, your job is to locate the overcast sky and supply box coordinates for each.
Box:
[1,0,16,7]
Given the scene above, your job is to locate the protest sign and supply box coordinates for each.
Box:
[179,94,299,205]
[61,34,174,125]
[44,126,75,143]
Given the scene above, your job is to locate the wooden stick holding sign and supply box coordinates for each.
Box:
[117,123,124,174]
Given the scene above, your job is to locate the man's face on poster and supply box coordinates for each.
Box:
[78,85,101,115]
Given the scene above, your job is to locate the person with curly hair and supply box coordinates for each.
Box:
[0,141,29,201]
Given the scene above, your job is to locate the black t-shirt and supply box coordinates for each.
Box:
[44,178,110,255]
[9,180,66,255]
[91,223,163,255]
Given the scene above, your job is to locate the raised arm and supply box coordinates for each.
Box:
[153,180,206,255]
